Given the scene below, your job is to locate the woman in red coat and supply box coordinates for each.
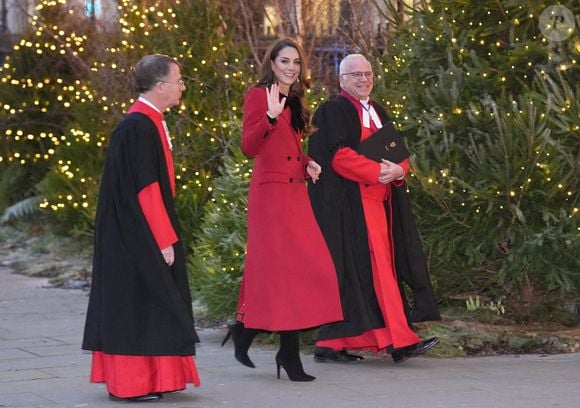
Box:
[222,38,343,382]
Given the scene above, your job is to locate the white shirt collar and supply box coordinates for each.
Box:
[137,96,172,150]
[359,98,382,129]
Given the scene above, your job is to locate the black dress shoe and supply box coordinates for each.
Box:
[314,347,364,363]
[391,337,439,363]
[160,388,184,394]
[109,392,163,402]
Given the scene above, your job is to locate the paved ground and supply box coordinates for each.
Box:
[1,264,580,408]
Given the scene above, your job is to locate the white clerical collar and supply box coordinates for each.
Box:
[138,96,172,150]
[138,96,162,114]
[359,98,382,129]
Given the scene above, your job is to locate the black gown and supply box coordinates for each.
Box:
[82,111,199,356]
[308,95,440,341]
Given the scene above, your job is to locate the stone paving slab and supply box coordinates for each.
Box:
[1,265,580,408]
[0,338,66,351]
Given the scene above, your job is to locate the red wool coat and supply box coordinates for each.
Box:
[237,86,343,331]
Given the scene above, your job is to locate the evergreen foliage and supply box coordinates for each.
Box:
[189,140,251,317]
[0,0,254,241]
[0,2,99,225]
[372,0,579,303]
[0,195,42,223]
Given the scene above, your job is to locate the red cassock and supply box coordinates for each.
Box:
[89,100,200,397]
[237,87,343,331]
[316,91,420,351]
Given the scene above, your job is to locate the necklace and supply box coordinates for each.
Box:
[360,102,371,112]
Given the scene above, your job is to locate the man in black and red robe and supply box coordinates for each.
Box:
[308,54,440,364]
[82,55,200,401]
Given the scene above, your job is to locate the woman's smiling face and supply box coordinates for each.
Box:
[270,46,301,92]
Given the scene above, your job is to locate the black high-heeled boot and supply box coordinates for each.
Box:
[275,331,315,382]
[221,321,258,368]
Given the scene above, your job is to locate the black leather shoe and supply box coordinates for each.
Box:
[109,392,163,402]
[314,347,364,363]
[161,388,184,394]
[391,337,439,363]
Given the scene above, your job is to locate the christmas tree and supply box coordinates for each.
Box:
[67,0,254,243]
[0,0,254,241]
[189,141,251,317]
[372,0,579,314]
[0,1,99,227]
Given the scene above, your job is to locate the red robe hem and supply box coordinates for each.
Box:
[90,352,200,398]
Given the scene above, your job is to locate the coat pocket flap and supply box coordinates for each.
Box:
[258,171,290,184]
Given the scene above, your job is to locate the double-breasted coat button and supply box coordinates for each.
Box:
[289,177,294,183]
[296,156,300,161]
[287,156,291,161]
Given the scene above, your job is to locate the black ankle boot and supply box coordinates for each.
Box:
[276,331,315,382]
[221,321,258,368]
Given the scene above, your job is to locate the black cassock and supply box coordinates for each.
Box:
[308,96,440,341]
[82,112,199,356]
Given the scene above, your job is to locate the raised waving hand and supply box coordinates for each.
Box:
[265,82,287,119]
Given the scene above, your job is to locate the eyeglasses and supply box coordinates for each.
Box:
[341,71,374,80]
[158,78,185,87]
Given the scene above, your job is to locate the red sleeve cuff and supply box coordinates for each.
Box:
[138,182,178,249]
[393,159,410,186]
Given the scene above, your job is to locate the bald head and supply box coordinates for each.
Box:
[339,54,374,100]
[339,54,369,76]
